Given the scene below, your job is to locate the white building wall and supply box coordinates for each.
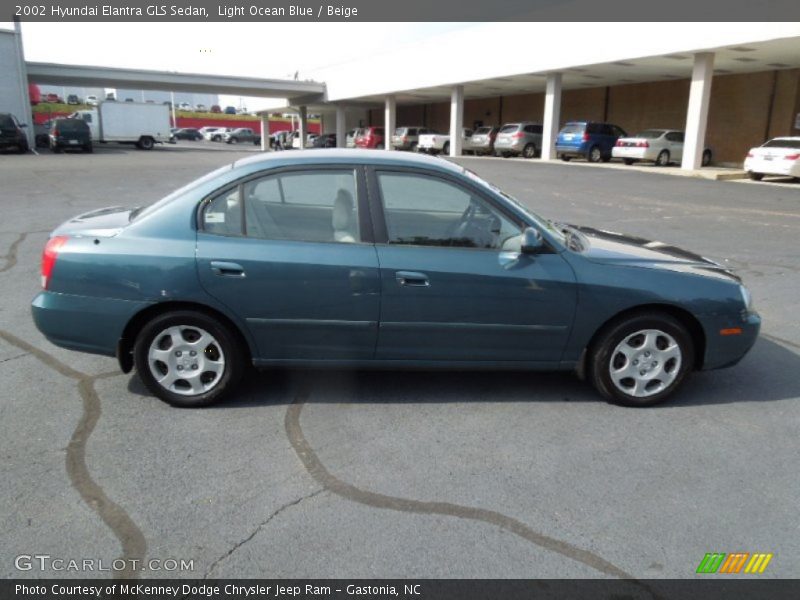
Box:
[0,29,31,130]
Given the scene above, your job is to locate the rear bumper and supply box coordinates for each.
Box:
[556,144,589,157]
[31,291,150,358]
[744,158,799,177]
[612,147,657,161]
[701,312,761,370]
[493,140,523,154]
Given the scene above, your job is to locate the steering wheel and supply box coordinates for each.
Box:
[444,201,477,239]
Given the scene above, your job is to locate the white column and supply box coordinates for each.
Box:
[384,95,396,150]
[12,20,33,147]
[682,52,715,170]
[541,72,562,161]
[449,85,464,157]
[298,105,307,150]
[336,105,346,148]
[260,114,269,151]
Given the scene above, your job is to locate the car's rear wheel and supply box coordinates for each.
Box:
[749,172,764,181]
[623,158,634,165]
[702,149,712,167]
[229,137,238,144]
[560,155,571,162]
[133,311,244,407]
[50,142,61,153]
[656,150,670,166]
[17,140,29,154]
[522,143,537,159]
[588,146,602,163]
[589,313,694,407]
[442,141,450,155]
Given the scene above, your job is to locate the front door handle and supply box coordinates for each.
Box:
[395,271,430,287]
[210,261,246,278]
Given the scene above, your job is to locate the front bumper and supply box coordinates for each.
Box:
[701,311,761,370]
[32,291,150,358]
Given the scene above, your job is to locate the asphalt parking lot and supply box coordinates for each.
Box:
[1,144,799,581]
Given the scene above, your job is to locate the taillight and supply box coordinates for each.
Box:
[785,153,800,160]
[636,141,649,148]
[746,152,754,157]
[41,236,68,289]
[615,140,623,146]
[511,131,524,139]
[582,132,590,142]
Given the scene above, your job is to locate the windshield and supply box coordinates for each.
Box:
[762,139,800,149]
[634,130,667,139]
[560,123,585,134]
[460,167,566,245]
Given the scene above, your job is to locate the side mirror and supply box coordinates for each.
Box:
[520,227,545,254]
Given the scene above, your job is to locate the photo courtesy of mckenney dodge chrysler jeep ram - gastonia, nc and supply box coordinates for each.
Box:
[31,150,759,408]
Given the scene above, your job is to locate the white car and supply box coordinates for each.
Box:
[85,95,99,106]
[290,132,318,149]
[613,129,712,167]
[418,128,472,155]
[744,137,800,181]
[345,129,358,148]
[198,126,220,141]
[178,102,192,111]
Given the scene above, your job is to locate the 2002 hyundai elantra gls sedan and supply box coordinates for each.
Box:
[32,150,759,408]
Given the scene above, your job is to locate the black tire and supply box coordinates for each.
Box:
[84,144,93,153]
[137,136,155,150]
[561,155,571,162]
[212,135,221,142]
[17,140,29,154]
[50,142,61,153]
[229,137,238,145]
[623,158,635,165]
[502,152,511,159]
[749,172,764,181]
[522,143,536,159]
[656,150,670,167]
[442,141,450,155]
[589,312,694,407]
[133,310,245,408]
[701,149,712,167]
[588,146,602,163]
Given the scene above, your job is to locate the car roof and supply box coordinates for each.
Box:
[234,149,466,175]
[771,136,800,141]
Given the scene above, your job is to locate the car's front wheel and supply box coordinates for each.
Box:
[749,172,764,181]
[133,310,244,407]
[589,313,694,407]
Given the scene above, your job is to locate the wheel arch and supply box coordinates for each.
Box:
[578,303,706,378]
[116,300,255,373]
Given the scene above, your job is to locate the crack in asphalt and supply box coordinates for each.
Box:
[0,232,28,274]
[284,393,662,596]
[0,352,29,364]
[0,230,50,274]
[0,330,147,580]
[202,488,325,579]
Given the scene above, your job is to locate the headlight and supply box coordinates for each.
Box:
[739,284,754,312]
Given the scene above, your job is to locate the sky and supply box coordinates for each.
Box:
[2,22,472,109]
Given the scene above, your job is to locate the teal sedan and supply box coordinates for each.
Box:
[32,150,759,408]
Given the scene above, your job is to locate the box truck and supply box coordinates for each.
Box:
[70,102,170,150]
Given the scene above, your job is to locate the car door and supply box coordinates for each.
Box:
[368,168,578,363]
[196,166,381,361]
[667,131,684,161]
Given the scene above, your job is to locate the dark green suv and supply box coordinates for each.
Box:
[0,113,29,154]
[49,118,92,153]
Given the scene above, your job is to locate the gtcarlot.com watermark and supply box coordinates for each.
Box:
[14,554,194,573]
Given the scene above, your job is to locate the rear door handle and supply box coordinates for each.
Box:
[395,271,430,287]
[210,261,246,278]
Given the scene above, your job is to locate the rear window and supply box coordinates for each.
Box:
[763,139,800,149]
[474,127,493,135]
[56,119,88,132]
[498,124,519,134]
[560,123,585,134]
[635,130,667,139]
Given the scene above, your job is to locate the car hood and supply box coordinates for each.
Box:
[52,206,135,237]
[569,225,740,281]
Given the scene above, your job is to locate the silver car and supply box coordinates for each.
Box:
[494,122,543,159]
[390,126,432,151]
[464,126,498,156]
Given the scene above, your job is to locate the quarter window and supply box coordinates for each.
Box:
[376,172,521,250]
